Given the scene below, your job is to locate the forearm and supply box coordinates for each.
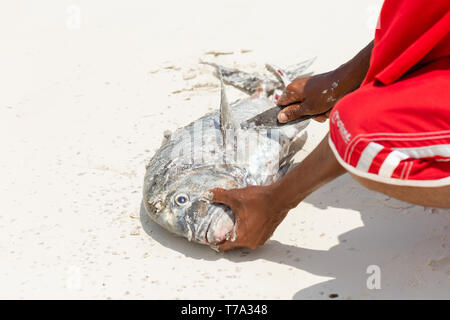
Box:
[331,40,374,94]
[267,42,374,210]
[268,135,346,210]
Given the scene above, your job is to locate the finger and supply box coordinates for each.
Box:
[219,227,241,252]
[218,214,242,252]
[277,102,312,123]
[277,87,302,106]
[313,115,328,123]
[209,188,239,210]
[218,240,242,252]
[313,110,331,123]
[277,78,308,106]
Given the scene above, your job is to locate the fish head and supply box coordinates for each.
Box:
[144,165,247,246]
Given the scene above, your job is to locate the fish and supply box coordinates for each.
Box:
[142,58,315,250]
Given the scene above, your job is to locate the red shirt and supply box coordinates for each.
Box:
[329,0,450,185]
[362,0,450,86]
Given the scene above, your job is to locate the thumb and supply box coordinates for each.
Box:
[277,78,309,106]
[218,238,243,252]
[209,188,239,210]
[277,102,313,123]
[313,110,332,123]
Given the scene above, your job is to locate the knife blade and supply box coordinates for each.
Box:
[241,105,320,129]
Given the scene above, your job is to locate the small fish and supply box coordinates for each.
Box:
[142,58,315,249]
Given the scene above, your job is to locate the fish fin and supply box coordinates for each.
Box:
[201,61,239,139]
[160,129,172,146]
[266,57,316,87]
[200,58,315,96]
[200,60,278,95]
[215,67,239,149]
[285,57,316,80]
[265,64,291,87]
[279,132,308,168]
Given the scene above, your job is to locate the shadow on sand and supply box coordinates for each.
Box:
[140,174,449,299]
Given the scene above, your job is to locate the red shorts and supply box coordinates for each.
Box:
[329,57,450,187]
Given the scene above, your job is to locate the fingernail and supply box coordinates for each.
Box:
[230,230,237,242]
[278,113,288,123]
[203,190,214,201]
[210,245,220,252]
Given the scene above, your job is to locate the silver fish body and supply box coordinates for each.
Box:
[143,60,314,248]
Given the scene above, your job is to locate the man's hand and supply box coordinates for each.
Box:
[277,73,343,123]
[277,41,374,123]
[210,186,290,252]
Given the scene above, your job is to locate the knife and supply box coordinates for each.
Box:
[241,105,322,129]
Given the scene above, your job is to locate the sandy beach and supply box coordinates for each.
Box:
[0,0,448,299]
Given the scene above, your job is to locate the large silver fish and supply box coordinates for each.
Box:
[143,59,314,249]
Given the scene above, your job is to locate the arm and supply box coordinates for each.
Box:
[212,135,345,251]
[277,41,374,123]
[210,42,374,251]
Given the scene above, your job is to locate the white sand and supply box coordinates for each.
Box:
[0,0,448,299]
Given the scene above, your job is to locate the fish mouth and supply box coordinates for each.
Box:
[204,219,213,245]
[202,205,235,246]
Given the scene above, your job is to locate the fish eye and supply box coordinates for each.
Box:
[174,193,189,206]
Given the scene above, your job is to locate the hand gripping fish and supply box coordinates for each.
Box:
[143,58,315,250]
